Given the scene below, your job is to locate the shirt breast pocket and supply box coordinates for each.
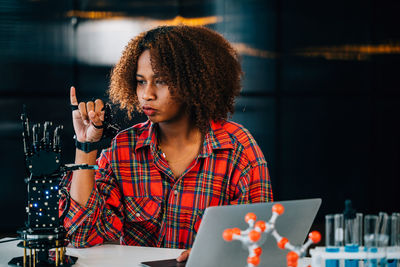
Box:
[124,196,162,222]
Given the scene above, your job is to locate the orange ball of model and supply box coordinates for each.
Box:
[247,256,260,266]
[222,229,233,241]
[249,230,261,242]
[278,237,289,249]
[232,228,241,235]
[308,231,321,243]
[253,247,262,256]
[272,203,285,215]
[245,212,257,223]
[286,251,299,267]
[255,220,267,232]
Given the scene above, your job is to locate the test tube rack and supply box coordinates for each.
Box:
[309,246,400,267]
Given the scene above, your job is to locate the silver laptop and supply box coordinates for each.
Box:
[186,198,321,267]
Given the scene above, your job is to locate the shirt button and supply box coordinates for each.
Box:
[173,190,178,195]
[135,213,140,218]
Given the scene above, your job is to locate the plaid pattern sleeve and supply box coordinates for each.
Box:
[229,162,272,205]
[225,123,273,205]
[61,120,272,249]
[60,145,124,248]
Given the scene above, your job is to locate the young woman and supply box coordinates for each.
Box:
[62,25,273,262]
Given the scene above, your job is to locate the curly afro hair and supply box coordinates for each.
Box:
[108,25,243,133]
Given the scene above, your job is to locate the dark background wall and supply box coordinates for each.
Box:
[0,0,399,239]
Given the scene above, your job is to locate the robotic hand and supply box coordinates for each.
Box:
[9,107,99,267]
[9,104,121,267]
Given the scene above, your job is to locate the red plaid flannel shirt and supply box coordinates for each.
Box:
[60,120,273,249]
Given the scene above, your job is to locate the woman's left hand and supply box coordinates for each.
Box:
[176,248,191,262]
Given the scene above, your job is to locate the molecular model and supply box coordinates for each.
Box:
[223,204,321,267]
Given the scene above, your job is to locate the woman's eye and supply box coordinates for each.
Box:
[137,80,146,85]
[156,80,166,85]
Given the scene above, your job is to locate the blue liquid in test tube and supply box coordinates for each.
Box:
[344,200,361,267]
[364,215,379,267]
[387,213,399,267]
[325,214,343,267]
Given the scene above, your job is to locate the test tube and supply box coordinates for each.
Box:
[345,216,360,245]
[357,213,364,246]
[390,213,400,246]
[345,214,362,246]
[325,214,342,267]
[378,212,390,266]
[364,215,379,267]
[378,213,389,241]
[388,213,399,267]
[326,215,335,247]
[344,201,361,267]
[335,214,344,246]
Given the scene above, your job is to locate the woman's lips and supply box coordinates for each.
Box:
[143,107,157,116]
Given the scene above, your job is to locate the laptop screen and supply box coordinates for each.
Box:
[186,198,321,267]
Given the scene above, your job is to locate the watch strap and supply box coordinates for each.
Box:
[75,138,101,153]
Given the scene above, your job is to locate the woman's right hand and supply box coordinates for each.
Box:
[70,86,105,143]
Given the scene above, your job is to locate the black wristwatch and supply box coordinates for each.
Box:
[74,135,102,153]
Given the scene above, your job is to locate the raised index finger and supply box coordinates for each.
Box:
[70,86,78,105]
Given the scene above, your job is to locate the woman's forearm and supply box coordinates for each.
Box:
[70,149,98,207]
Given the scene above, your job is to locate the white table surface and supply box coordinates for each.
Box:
[0,238,311,266]
[0,238,184,267]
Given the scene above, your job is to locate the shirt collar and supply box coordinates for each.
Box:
[134,120,233,156]
[134,120,157,152]
[199,121,234,158]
